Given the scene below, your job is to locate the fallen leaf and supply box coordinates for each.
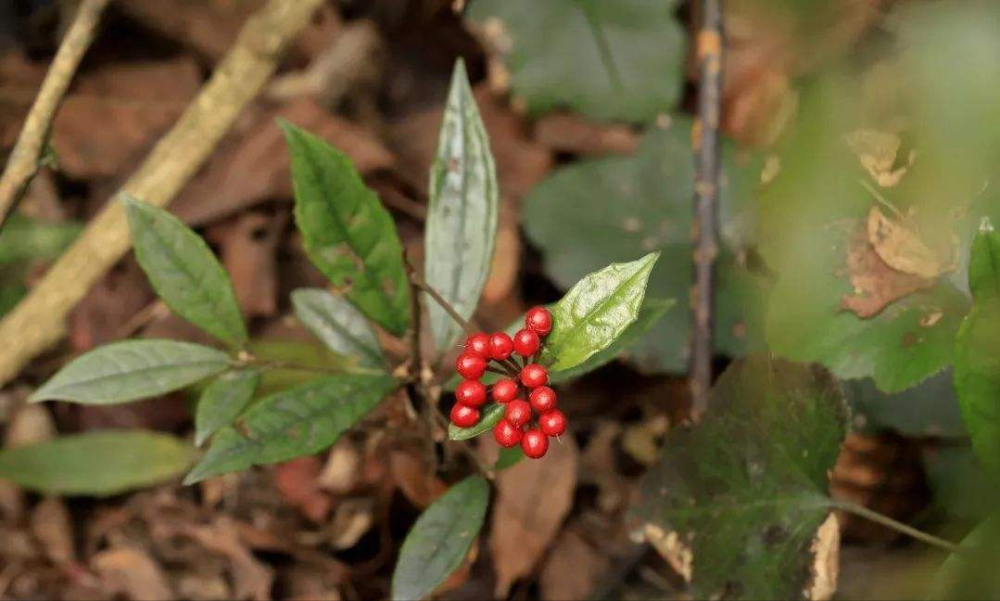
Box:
[389,450,447,508]
[92,547,174,601]
[29,497,74,565]
[805,513,840,601]
[845,129,914,188]
[867,206,951,279]
[644,523,693,583]
[318,439,362,495]
[4,404,56,448]
[184,517,275,601]
[273,456,332,523]
[540,528,609,600]
[327,498,374,550]
[207,210,287,318]
[533,113,639,156]
[490,435,578,596]
[840,223,935,318]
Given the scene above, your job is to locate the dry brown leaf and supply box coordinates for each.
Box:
[326,498,374,550]
[5,404,56,449]
[805,513,840,601]
[318,439,362,495]
[92,547,174,601]
[866,206,950,279]
[644,523,693,583]
[490,435,578,597]
[273,456,332,523]
[845,130,914,188]
[29,497,75,565]
[207,210,287,318]
[540,528,609,600]
[389,450,447,508]
[184,517,275,601]
[533,113,639,156]
[840,223,934,318]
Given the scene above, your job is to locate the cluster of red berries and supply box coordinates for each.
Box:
[450,306,566,459]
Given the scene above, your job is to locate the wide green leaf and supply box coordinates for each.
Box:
[195,369,261,446]
[634,355,849,599]
[185,373,397,483]
[467,0,684,122]
[424,60,499,353]
[928,514,1000,600]
[123,195,247,346]
[448,402,505,441]
[31,340,232,405]
[843,371,966,439]
[954,223,1000,480]
[291,288,384,368]
[542,252,659,372]
[282,121,410,336]
[391,475,489,601]
[0,430,194,496]
[523,121,764,374]
[0,215,81,265]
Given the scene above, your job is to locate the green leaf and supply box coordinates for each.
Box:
[843,371,967,439]
[31,340,232,405]
[634,355,849,599]
[291,288,384,368]
[467,0,684,122]
[0,215,81,265]
[0,430,194,496]
[391,475,489,601]
[424,60,499,353]
[122,196,247,346]
[543,252,659,372]
[928,514,1000,600]
[549,297,673,383]
[523,121,764,374]
[448,403,505,441]
[955,224,1000,480]
[281,121,410,336]
[185,373,397,483]
[195,369,260,446]
[494,446,524,471]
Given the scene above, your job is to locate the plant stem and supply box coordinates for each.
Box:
[690,0,724,420]
[832,499,962,555]
[405,261,477,337]
[575,0,623,93]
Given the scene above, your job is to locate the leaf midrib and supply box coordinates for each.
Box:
[42,356,230,398]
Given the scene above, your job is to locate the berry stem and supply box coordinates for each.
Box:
[404,260,477,336]
[486,365,516,377]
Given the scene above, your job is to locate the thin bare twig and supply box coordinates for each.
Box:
[0,0,111,228]
[690,0,724,420]
[405,262,477,337]
[0,0,326,386]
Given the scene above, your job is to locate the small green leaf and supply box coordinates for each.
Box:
[448,403,505,441]
[291,288,383,368]
[550,297,673,383]
[185,373,397,483]
[123,195,247,346]
[195,369,261,446]
[391,475,490,601]
[31,340,232,405]
[494,447,524,471]
[543,252,659,372]
[425,60,499,353]
[634,355,849,599]
[281,121,410,336]
[928,514,1000,600]
[0,430,194,496]
[969,218,1000,303]
[0,215,81,265]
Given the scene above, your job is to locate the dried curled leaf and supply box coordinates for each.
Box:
[841,222,935,318]
[866,206,951,280]
[844,129,914,188]
[805,514,840,601]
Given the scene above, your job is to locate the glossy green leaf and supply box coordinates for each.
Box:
[0,215,81,265]
[0,430,194,496]
[391,475,489,601]
[549,297,673,383]
[467,0,684,122]
[543,252,659,372]
[448,403,505,441]
[195,369,261,446]
[185,373,397,483]
[523,121,764,374]
[955,223,1000,480]
[291,288,383,368]
[282,121,410,336]
[634,355,849,599]
[928,514,1000,600]
[31,340,232,405]
[122,195,247,346]
[494,446,524,471]
[424,60,499,353]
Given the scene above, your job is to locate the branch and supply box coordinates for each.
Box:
[690,0,723,420]
[0,0,111,228]
[0,0,326,387]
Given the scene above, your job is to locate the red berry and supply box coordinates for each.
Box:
[521,429,549,458]
[539,409,567,437]
[529,386,557,413]
[450,403,479,428]
[513,328,540,358]
[505,399,532,428]
[489,332,514,361]
[491,378,519,403]
[455,352,487,380]
[493,419,523,448]
[520,363,548,389]
[455,379,487,407]
[525,306,553,336]
[465,332,491,358]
